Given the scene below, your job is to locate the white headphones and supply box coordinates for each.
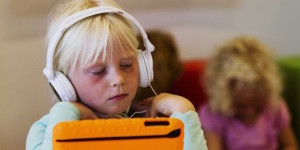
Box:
[43,6,155,102]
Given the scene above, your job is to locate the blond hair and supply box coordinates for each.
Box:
[205,36,282,116]
[46,0,139,74]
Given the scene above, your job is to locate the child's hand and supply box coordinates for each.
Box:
[71,102,98,120]
[139,93,195,117]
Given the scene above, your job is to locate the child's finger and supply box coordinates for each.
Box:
[134,97,153,112]
[150,107,158,117]
[71,102,98,119]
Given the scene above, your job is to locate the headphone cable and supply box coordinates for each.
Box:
[149,83,158,96]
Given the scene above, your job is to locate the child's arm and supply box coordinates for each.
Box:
[277,100,298,150]
[70,102,98,119]
[143,93,208,150]
[142,93,195,116]
[26,115,49,150]
[278,126,298,150]
[171,111,208,150]
[26,102,81,150]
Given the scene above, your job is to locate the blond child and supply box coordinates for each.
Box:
[26,0,207,149]
[199,36,298,150]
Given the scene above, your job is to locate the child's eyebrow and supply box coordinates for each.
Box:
[84,62,105,71]
[121,55,135,60]
[84,54,136,69]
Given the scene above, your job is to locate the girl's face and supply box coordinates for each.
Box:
[68,50,139,115]
[232,88,267,125]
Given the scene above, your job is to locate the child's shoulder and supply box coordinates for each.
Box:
[263,99,291,129]
[275,99,291,120]
[265,99,289,115]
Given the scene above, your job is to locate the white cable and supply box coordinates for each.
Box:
[94,110,148,118]
[129,110,147,118]
[149,83,158,96]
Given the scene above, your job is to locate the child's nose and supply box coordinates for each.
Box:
[110,69,125,87]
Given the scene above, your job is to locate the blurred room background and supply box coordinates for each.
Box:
[0,0,299,149]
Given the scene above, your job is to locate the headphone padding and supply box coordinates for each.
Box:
[49,71,77,101]
[137,50,153,87]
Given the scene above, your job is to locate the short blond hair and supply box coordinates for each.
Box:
[205,36,282,116]
[47,0,139,74]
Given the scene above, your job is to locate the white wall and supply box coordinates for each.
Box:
[118,0,300,59]
[0,1,54,149]
[0,38,53,150]
[0,0,299,149]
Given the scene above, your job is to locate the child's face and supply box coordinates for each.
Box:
[68,50,139,115]
[232,88,266,124]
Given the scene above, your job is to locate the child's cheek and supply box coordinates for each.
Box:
[87,74,105,82]
[128,67,135,72]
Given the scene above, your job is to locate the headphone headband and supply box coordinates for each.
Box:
[43,6,154,79]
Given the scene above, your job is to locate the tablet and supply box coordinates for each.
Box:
[53,118,184,150]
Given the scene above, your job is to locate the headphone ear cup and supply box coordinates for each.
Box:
[137,50,154,87]
[49,71,77,101]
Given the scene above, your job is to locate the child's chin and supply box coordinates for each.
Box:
[109,107,128,115]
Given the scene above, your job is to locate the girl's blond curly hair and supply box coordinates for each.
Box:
[205,36,282,116]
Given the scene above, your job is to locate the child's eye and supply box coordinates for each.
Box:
[120,59,133,68]
[121,63,133,68]
[91,68,106,75]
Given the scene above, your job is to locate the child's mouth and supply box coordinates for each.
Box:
[109,94,128,101]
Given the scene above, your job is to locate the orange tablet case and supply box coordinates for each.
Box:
[53,118,184,150]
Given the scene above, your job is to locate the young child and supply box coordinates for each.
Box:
[199,36,298,150]
[26,0,207,150]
